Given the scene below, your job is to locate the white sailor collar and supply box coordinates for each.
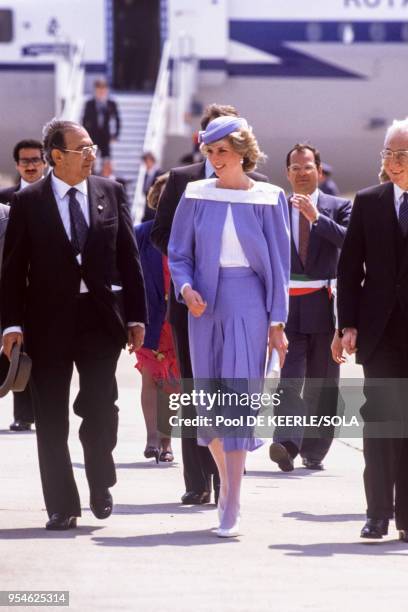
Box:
[184,178,282,205]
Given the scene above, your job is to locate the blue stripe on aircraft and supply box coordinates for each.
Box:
[227,21,370,79]
[230,20,408,45]
[0,62,106,73]
[199,50,364,79]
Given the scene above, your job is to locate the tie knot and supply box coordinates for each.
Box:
[403,192,408,202]
[67,187,77,199]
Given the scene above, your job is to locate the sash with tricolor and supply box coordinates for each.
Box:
[289,273,335,297]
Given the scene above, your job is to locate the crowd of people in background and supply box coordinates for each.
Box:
[1,87,408,543]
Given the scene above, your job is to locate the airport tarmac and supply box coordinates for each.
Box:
[0,353,406,612]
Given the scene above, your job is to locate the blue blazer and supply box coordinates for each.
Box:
[134,220,166,350]
[287,190,352,333]
[168,179,290,325]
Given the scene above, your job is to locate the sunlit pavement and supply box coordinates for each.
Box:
[0,353,406,612]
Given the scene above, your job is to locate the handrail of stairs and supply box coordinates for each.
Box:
[132,39,171,222]
[55,40,85,122]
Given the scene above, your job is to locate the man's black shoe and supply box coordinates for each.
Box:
[302,457,324,471]
[46,513,77,530]
[9,420,32,432]
[360,518,389,539]
[269,442,294,472]
[181,491,211,505]
[90,488,113,519]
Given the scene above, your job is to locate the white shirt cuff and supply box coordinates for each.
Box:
[128,322,145,329]
[270,321,285,327]
[181,283,192,297]
[2,326,23,336]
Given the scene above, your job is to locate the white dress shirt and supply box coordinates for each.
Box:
[19,178,31,190]
[291,188,319,253]
[51,173,91,293]
[393,183,408,217]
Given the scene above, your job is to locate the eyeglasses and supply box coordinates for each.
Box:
[288,163,317,173]
[381,149,408,164]
[60,145,98,158]
[18,157,44,167]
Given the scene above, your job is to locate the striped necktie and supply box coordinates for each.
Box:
[399,192,408,237]
[67,188,89,255]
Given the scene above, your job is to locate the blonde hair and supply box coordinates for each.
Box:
[147,172,169,210]
[200,128,266,172]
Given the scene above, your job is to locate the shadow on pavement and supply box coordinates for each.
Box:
[246,470,334,480]
[0,429,35,436]
[111,503,215,516]
[268,540,408,556]
[283,511,366,522]
[72,461,178,470]
[92,529,239,547]
[0,526,104,539]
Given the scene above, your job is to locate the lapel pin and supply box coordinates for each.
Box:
[97,205,104,212]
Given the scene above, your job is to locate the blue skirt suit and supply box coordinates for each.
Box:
[168,179,290,451]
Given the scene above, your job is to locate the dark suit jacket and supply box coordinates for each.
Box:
[82,98,121,152]
[0,203,9,277]
[150,161,269,325]
[0,204,9,334]
[0,183,19,205]
[135,220,165,349]
[337,181,408,364]
[0,174,147,359]
[287,191,352,333]
[142,168,163,222]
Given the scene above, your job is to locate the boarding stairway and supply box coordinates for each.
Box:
[110,93,153,203]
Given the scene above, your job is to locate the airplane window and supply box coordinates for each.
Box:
[369,23,386,42]
[338,23,354,45]
[306,23,322,42]
[0,9,12,42]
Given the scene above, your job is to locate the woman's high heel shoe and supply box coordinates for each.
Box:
[144,446,160,464]
[216,516,241,538]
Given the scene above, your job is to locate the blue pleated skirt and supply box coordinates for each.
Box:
[188,267,268,452]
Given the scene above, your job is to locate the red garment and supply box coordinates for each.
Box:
[135,256,180,395]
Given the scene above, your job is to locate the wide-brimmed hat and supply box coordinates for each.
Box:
[0,343,32,398]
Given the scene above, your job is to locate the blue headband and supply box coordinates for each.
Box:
[198,116,249,144]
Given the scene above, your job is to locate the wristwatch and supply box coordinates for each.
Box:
[271,322,285,330]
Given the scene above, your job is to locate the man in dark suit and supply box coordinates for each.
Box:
[0,139,46,432]
[338,119,408,541]
[151,104,268,505]
[82,79,121,160]
[269,144,351,472]
[0,139,46,206]
[1,119,147,530]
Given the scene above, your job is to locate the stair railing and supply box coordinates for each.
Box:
[55,40,85,122]
[132,39,171,221]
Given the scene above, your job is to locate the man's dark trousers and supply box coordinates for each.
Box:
[361,304,408,528]
[30,294,122,517]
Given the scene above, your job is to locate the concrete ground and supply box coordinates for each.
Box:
[0,353,407,612]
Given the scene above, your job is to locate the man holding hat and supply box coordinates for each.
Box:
[1,118,147,530]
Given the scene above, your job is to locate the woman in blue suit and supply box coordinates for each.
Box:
[168,116,290,537]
